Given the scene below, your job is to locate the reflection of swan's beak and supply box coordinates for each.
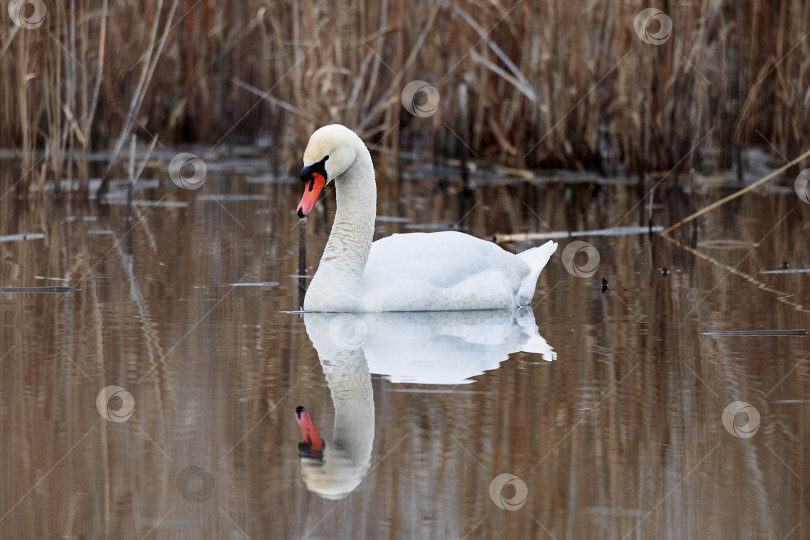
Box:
[295,405,325,459]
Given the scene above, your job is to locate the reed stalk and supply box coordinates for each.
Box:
[0,0,807,197]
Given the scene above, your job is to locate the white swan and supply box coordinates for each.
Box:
[297,124,557,312]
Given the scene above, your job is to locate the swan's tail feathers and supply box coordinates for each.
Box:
[517,240,557,271]
[516,240,557,304]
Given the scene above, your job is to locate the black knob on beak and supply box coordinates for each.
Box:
[300,156,329,183]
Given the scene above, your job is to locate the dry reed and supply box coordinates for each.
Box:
[1,0,809,198]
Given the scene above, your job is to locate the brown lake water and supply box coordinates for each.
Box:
[0,162,808,539]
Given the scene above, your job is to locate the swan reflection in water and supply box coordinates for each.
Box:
[294,308,555,500]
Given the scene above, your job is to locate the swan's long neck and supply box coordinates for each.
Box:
[307,147,376,311]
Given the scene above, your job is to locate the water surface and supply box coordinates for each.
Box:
[0,164,808,539]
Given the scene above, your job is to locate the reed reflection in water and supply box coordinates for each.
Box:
[0,164,808,539]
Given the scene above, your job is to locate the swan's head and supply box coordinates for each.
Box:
[297,124,362,218]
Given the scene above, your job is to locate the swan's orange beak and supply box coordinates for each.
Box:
[295,406,325,459]
[297,173,326,218]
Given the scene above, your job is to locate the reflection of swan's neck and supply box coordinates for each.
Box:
[300,313,376,500]
[322,350,374,468]
[306,151,376,311]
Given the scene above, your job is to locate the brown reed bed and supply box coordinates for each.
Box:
[1,0,809,198]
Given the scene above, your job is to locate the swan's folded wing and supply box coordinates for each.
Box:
[361,231,530,311]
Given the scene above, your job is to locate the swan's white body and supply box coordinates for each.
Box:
[298,125,557,312]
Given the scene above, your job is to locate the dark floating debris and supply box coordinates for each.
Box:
[660,267,670,276]
[0,286,80,293]
[781,261,790,269]
[702,329,807,336]
[601,278,608,293]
